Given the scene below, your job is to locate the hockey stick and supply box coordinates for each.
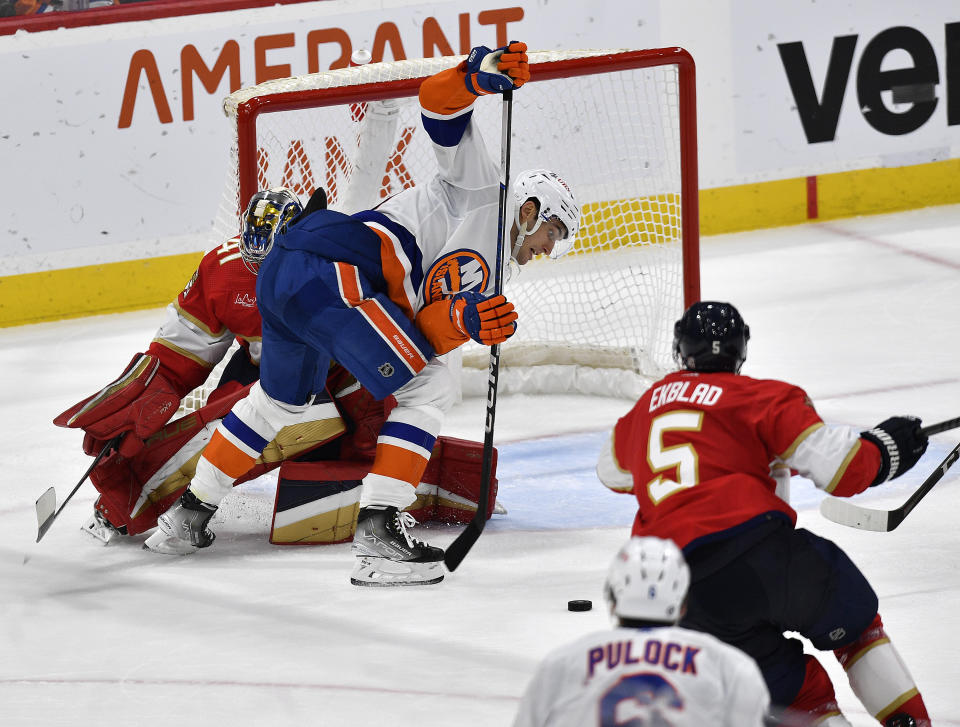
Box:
[816,416,960,532]
[820,439,960,532]
[444,89,513,572]
[35,435,121,542]
[919,416,960,436]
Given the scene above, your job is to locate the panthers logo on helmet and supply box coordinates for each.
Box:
[423,250,489,305]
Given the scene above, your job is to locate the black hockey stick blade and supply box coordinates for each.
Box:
[820,439,960,532]
[444,519,485,571]
[35,435,121,543]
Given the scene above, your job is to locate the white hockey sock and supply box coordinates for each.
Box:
[834,614,929,724]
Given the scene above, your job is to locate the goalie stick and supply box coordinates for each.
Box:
[819,418,960,532]
[443,89,513,572]
[35,435,122,542]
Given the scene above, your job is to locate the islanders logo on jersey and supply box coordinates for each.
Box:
[423,250,490,305]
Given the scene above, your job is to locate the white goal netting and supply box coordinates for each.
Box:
[186,48,699,411]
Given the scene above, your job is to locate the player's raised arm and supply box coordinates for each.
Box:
[417,42,529,195]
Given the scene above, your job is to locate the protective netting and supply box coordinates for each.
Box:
[196,48,697,406]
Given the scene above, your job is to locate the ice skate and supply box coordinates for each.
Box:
[350,506,444,586]
[143,490,217,555]
[81,504,127,545]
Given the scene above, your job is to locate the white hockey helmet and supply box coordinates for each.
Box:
[604,536,690,624]
[512,169,580,257]
[240,187,302,273]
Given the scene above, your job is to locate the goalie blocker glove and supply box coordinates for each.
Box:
[463,41,530,95]
[861,416,928,486]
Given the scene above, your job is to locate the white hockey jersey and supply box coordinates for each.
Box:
[512,625,769,727]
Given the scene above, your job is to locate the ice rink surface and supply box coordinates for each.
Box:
[2,204,960,726]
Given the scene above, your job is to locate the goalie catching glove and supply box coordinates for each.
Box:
[416,292,518,354]
[463,41,530,95]
[861,415,928,486]
[53,352,181,458]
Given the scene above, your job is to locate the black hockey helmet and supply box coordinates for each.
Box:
[673,301,750,373]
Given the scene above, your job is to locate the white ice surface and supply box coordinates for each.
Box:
[3,205,960,726]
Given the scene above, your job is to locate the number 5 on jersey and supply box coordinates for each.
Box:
[647,411,704,504]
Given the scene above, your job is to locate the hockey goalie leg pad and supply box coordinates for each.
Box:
[410,436,498,524]
[85,383,347,538]
[779,655,851,727]
[438,436,498,522]
[88,448,161,538]
[834,614,931,727]
[270,460,367,545]
[87,385,255,536]
[268,437,493,545]
[349,556,443,587]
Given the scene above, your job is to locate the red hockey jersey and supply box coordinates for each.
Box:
[146,237,262,396]
[598,370,882,549]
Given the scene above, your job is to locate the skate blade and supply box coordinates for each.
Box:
[350,556,444,587]
[142,529,198,555]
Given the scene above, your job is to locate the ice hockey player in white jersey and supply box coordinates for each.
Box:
[143,41,581,589]
[512,536,770,727]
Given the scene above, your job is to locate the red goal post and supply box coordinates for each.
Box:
[214,48,700,400]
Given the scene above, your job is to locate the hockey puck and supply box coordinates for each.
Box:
[567,599,592,612]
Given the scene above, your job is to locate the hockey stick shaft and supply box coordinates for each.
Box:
[893,440,960,525]
[820,439,960,532]
[35,434,121,542]
[920,416,960,436]
[444,89,513,572]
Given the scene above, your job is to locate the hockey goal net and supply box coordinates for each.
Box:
[195,47,699,408]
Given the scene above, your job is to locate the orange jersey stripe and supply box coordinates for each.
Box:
[334,262,364,306]
[203,429,258,479]
[370,442,430,486]
[369,225,415,320]
[418,66,477,116]
[355,299,428,375]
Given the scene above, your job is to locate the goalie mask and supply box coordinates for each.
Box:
[604,536,690,624]
[240,187,303,273]
[673,301,750,373]
[512,169,580,259]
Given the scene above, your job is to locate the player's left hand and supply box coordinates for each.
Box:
[452,291,518,345]
[463,41,530,96]
[416,291,518,355]
[53,352,181,458]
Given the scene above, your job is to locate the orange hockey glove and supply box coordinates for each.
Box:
[463,41,530,95]
[416,292,518,355]
[497,41,530,88]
